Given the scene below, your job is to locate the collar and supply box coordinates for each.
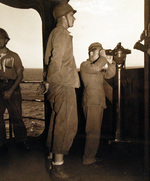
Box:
[0,48,8,55]
[56,23,70,34]
[0,48,8,59]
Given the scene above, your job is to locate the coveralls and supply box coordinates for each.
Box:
[0,49,27,146]
[45,24,80,155]
[80,56,116,164]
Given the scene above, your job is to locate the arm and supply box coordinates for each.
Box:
[38,28,68,94]
[100,51,116,79]
[103,60,116,79]
[80,56,107,74]
[4,68,23,99]
[46,28,67,82]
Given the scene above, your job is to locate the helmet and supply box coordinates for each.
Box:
[53,3,77,19]
[88,42,103,52]
[0,28,10,40]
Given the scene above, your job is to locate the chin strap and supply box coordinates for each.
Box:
[65,14,69,28]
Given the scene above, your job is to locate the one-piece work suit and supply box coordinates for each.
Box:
[0,49,27,146]
[45,24,80,155]
[80,56,116,164]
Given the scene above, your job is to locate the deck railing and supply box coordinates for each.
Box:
[5,80,45,139]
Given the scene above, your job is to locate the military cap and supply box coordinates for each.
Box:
[0,28,10,40]
[88,42,103,52]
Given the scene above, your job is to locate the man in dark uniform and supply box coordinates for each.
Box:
[80,42,116,165]
[0,28,30,152]
[40,2,80,180]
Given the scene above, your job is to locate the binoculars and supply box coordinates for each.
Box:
[106,42,131,64]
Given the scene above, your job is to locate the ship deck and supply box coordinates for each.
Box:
[0,135,149,181]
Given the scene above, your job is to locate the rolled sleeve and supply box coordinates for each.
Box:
[13,53,24,73]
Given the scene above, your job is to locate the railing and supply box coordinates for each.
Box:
[5,80,45,139]
[22,80,45,121]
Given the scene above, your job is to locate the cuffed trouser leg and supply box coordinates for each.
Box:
[83,106,103,164]
[47,86,78,155]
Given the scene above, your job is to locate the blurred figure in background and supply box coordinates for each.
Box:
[80,42,116,165]
[134,23,150,55]
[0,28,30,152]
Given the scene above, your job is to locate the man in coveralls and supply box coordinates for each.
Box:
[42,2,80,179]
[0,28,30,152]
[80,42,116,165]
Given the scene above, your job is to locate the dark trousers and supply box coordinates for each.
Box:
[46,85,78,155]
[83,106,104,164]
[0,87,27,145]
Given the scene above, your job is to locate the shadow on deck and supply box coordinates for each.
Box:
[0,135,149,181]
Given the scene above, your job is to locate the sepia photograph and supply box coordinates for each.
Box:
[0,0,149,180]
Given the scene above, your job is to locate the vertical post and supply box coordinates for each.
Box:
[115,64,121,141]
[144,0,150,176]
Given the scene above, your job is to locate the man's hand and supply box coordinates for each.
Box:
[106,55,113,64]
[37,81,49,95]
[100,49,113,64]
[3,89,13,99]
[100,49,106,57]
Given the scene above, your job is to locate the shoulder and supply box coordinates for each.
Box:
[51,26,69,44]
[80,60,88,69]
[80,61,87,66]
[53,26,68,36]
[7,49,20,59]
[7,49,23,68]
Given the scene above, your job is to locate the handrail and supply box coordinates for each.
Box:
[21,80,42,83]
[21,80,44,120]
[21,80,44,102]
[22,99,44,102]
[5,80,45,121]
[5,80,45,139]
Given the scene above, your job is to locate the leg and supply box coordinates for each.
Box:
[49,86,78,155]
[5,90,27,143]
[47,86,78,179]
[46,108,55,159]
[83,106,104,165]
[0,95,7,146]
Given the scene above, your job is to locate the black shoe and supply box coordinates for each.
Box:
[17,141,31,151]
[50,165,74,180]
[88,160,103,169]
[84,157,103,169]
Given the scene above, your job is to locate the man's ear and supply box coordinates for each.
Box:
[89,51,93,56]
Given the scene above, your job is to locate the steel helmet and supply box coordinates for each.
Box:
[53,3,77,19]
[88,42,103,52]
[0,28,10,40]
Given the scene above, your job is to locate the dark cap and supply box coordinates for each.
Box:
[88,42,103,52]
[0,28,10,40]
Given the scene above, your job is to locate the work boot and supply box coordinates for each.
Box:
[83,156,96,165]
[83,156,103,169]
[50,164,74,180]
